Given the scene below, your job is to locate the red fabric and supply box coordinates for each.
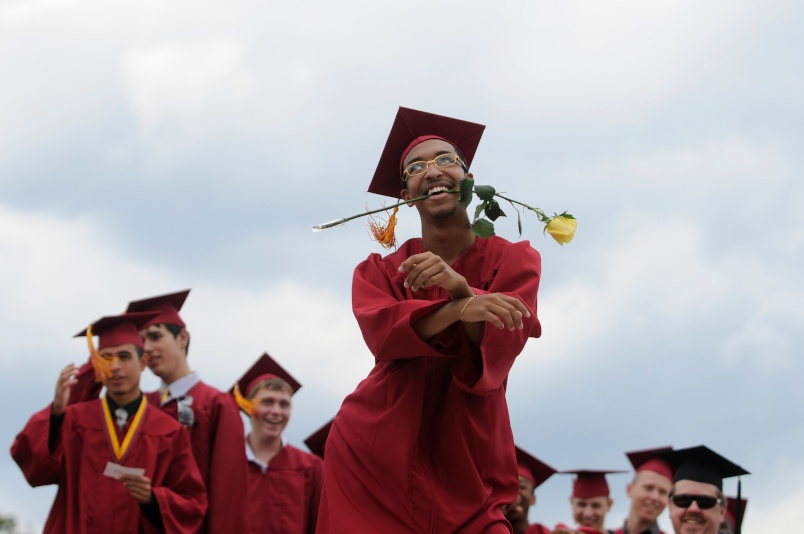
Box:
[146,381,249,534]
[247,444,323,534]
[399,135,449,170]
[11,400,206,533]
[317,236,541,533]
[636,458,673,480]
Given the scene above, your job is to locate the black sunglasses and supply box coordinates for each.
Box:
[670,494,722,509]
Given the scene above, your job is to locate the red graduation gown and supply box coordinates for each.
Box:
[11,400,206,534]
[146,381,249,534]
[318,236,542,533]
[246,444,324,534]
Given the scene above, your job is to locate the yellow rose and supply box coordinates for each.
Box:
[546,216,576,246]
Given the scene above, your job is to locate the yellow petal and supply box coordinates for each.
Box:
[546,216,577,246]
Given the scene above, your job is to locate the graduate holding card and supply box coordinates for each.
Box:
[11,312,207,533]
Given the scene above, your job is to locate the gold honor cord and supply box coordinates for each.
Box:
[102,395,148,461]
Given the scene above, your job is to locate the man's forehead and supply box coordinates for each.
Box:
[674,479,719,495]
[636,469,673,487]
[403,139,457,164]
[100,343,138,355]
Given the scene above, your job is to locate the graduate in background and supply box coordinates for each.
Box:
[663,446,749,534]
[231,353,324,534]
[11,312,207,533]
[555,470,626,534]
[317,108,542,533]
[126,289,249,533]
[615,447,675,534]
[503,446,557,534]
[720,496,747,534]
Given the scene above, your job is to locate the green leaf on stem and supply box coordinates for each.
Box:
[474,201,487,221]
[471,218,496,237]
[485,199,505,221]
[475,184,496,201]
[459,178,474,208]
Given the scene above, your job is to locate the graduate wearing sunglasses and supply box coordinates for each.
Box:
[663,446,749,534]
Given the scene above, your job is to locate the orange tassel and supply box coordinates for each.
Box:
[86,325,112,382]
[233,384,255,416]
[368,205,399,250]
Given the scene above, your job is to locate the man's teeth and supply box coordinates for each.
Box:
[428,186,449,195]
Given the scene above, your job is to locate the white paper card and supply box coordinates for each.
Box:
[103,462,145,479]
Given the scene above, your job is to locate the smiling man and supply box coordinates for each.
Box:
[664,446,749,534]
[317,108,543,533]
[11,313,206,533]
[126,289,248,533]
[503,446,556,534]
[232,353,323,534]
[555,470,625,534]
[615,447,675,534]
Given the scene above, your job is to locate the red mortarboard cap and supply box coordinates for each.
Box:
[516,446,557,489]
[304,418,334,459]
[125,289,190,328]
[626,446,675,481]
[725,496,747,530]
[74,312,159,350]
[662,446,749,491]
[231,352,302,398]
[367,107,485,199]
[562,469,627,498]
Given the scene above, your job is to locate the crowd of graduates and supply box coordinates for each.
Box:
[11,107,749,534]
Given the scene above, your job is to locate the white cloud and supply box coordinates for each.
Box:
[720,298,799,372]
[605,136,789,190]
[479,0,787,124]
[122,42,256,135]
[0,205,168,355]
[0,202,370,396]
[0,0,78,26]
[518,216,727,371]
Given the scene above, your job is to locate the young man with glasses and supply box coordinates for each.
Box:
[662,446,749,534]
[11,313,207,533]
[126,289,249,533]
[614,447,675,534]
[317,108,542,532]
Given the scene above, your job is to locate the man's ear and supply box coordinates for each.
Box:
[401,188,416,207]
[179,329,189,351]
[606,498,614,511]
[529,492,536,506]
[140,354,148,371]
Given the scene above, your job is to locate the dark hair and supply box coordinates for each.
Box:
[135,346,144,358]
[163,323,191,356]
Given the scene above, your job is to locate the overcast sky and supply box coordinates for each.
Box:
[2,0,802,531]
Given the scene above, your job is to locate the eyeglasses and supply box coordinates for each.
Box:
[177,395,195,427]
[670,494,723,509]
[402,152,465,179]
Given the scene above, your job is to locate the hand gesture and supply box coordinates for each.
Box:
[398,252,472,298]
[460,292,530,331]
[119,474,153,504]
[52,364,78,416]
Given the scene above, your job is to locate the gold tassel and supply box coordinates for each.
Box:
[368,205,399,250]
[86,325,112,383]
[233,384,255,416]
